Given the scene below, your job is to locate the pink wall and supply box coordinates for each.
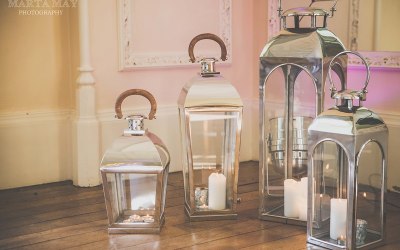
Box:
[88,1,263,111]
[86,1,400,188]
[347,67,400,114]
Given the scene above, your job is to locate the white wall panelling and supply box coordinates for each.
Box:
[1,102,399,190]
[0,111,73,190]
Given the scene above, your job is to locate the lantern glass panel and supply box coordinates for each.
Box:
[104,172,158,223]
[188,110,239,211]
[261,68,315,220]
[310,140,349,245]
[179,108,190,207]
[356,141,384,246]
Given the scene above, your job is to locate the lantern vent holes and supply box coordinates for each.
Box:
[282,7,328,33]
[200,58,220,77]
[125,115,146,136]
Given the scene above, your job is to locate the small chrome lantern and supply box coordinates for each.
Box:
[178,33,243,221]
[307,51,388,249]
[100,89,170,234]
[259,0,347,225]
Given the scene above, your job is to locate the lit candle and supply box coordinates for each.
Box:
[284,179,299,218]
[142,214,154,223]
[337,235,346,245]
[330,198,347,240]
[208,172,226,210]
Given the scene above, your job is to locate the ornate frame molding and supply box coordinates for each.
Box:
[117,0,232,70]
[348,0,400,69]
[267,0,400,69]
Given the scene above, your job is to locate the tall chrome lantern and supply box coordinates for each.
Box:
[100,89,170,234]
[178,33,243,221]
[307,51,388,249]
[259,0,347,224]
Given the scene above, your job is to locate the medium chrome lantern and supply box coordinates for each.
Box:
[100,89,170,234]
[178,33,243,221]
[259,0,347,225]
[307,51,388,249]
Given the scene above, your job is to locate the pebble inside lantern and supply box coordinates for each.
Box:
[259,0,347,225]
[100,89,170,234]
[178,33,243,221]
[307,51,388,249]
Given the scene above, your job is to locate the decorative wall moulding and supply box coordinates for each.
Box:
[267,0,400,69]
[117,0,232,70]
[348,51,400,70]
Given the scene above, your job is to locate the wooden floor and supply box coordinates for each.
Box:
[1,161,399,250]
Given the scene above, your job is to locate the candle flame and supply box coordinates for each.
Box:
[363,192,367,198]
[326,164,330,169]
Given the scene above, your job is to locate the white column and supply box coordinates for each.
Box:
[73,0,100,186]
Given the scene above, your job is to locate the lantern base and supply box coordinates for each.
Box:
[258,213,307,227]
[184,204,237,222]
[307,230,384,249]
[107,215,165,234]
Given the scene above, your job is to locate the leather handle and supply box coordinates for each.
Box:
[115,89,157,120]
[188,33,227,63]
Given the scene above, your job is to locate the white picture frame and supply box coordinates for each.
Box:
[117,0,232,70]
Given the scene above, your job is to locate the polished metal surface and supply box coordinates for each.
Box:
[101,131,169,173]
[178,74,243,108]
[200,58,219,76]
[268,116,312,176]
[100,89,170,234]
[179,34,243,221]
[259,1,347,225]
[307,51,388,249]
[125,115,145,135]
[282,7,329,31]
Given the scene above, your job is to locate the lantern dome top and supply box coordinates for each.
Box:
[100,131,170,173]
[178,75,243,108]
[309,50,387,136]
[282,7,329,18]
[260,28,345,59]
[308,107,387,136]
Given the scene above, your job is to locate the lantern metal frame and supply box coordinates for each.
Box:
[178,33,243,221]
[259,0,348,225]
[307,51,388,249]
[100,89,170,234]
[259,63,318,225]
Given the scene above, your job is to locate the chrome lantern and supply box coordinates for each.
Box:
[259,0,348,225]
[100,89,170,234]
[178,33,243,221]
[307,51,388,249]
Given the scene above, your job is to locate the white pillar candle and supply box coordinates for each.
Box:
[284,179,299,218]
[330,198,347,240]
[208,172,226,210]
[298,177,308,221]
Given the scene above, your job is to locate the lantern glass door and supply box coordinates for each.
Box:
[261,66,316,223]
[104,172,159,224]
[356,141,384,246]
[310,140,349,245]
[186,109,240,212]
